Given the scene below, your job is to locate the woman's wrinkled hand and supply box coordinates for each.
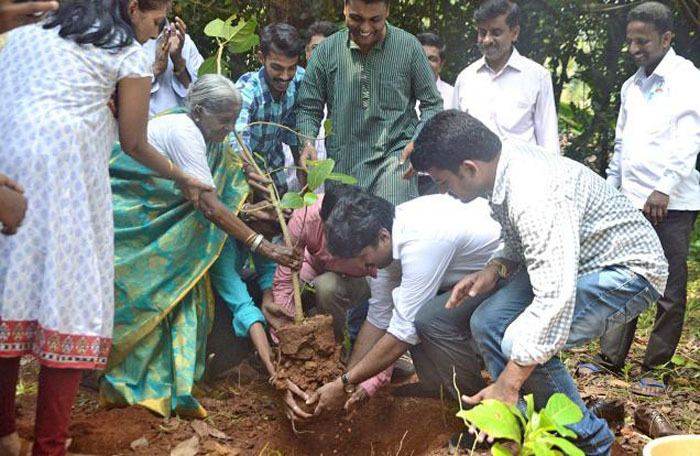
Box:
[263,243,301,270]
[176,175,215,209]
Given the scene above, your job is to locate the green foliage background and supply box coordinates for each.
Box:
[174,0,700,175]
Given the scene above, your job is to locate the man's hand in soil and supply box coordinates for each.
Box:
[0,0,58,34]
[343,385,369,416]
[643,190,670,225]
[283,380,312,422]
[306,378,346,418]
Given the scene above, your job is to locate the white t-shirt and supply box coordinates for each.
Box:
[367,195,501,345]
[147,113,216,188]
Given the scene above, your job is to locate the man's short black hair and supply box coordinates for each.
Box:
[325,191,394,259]
[627,1,673,34]
[320,184,361,221]
[411,110,502,172]
[417,32,446,61]
[260,23,304,58]
[307,21,339,40]
[474,0,520,28]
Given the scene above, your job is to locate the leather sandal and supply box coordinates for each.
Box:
[630,374,668,397]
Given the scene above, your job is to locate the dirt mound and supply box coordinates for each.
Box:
[273,314,344,393]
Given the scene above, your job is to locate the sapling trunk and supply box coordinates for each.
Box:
[232,131,304,322]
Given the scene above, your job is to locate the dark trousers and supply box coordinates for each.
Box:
[412,291,487,402]
[596,210,698,371]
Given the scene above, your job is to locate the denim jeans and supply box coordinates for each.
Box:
[470,267,660,456]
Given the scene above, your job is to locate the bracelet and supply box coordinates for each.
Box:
[244,231,258,246]
[167,159,174,179]
[250,234,264,253]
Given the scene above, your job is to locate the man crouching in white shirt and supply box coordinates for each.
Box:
[304,192,501,421]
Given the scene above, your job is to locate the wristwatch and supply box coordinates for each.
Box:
[340,373,356,394]
[487,259,509,279]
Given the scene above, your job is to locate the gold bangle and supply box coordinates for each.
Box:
[167,159,174,179]
[244,232,258,246]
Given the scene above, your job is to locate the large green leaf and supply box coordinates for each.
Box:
[197,56,229,77]
[307,158,335,191]
[544,394,583,427]
[456,400,522,444]
[491,442,513,456]
[541,436,584,456]
[525,394,535,421]
[203,18,237,39]
[326,172,357,185]
[227,18,259,53]
[279,192,304,209]
[533,439,555,456]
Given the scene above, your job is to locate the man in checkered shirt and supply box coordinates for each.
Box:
[411,110,668,456]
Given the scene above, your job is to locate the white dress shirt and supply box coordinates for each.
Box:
[607,48,700,211]
[453,48,560,154]
[416,76,454,116]
[367,195,501,345]
[143,34,204,116]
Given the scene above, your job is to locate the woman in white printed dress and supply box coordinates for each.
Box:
[0,1,213,454]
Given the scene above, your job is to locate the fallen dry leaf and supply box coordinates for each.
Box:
[191,420,209,438]
[129,436,149,451]
[202,440,241,456]
[170,436,199,456]
[208,426,231,440]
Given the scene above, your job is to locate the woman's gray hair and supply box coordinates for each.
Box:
[184,74,241,116]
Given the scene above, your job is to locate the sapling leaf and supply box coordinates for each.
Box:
[279,192,304,209]
[456,400,521,444]
[326,172,357,185]
[203,18,237,39]
[533,439,554,456]
[491,442,513,456]
[544,393,583,427]
[303,193,318,206]
[509,404,527,428]
[541,436,584,456]
[323,118,333,137]
[307,158,335,191]
[525,394,535,421]
[227,18,259,53]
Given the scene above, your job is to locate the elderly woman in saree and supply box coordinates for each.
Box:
[100,74,303,418]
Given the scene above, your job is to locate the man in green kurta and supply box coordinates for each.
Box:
[296,0,443,205]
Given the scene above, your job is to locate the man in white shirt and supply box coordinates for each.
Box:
[143,17,204,116]
[305,192,501,426]
[589,2,700,396]
[452,0,560,154]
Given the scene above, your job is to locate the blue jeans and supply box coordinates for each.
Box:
[470,267,660,456]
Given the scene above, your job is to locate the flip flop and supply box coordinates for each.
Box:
[631,375,668,397]
[575,362,602,378]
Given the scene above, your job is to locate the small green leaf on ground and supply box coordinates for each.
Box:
[457,399,522,444]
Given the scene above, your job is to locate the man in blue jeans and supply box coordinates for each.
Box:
[410,110,668,456]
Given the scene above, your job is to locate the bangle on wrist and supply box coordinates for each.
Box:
[487,259,508,279]
[167,159,174,179]
[250,234,264,253]
[244,231,257,246]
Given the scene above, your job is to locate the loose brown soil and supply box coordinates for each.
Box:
[15,358,461,456]
[272,315,343,394]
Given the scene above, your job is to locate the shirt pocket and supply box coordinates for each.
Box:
[380,77,409,111]
[499,94,535,133]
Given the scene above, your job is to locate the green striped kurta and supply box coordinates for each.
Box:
[296,24,443,205]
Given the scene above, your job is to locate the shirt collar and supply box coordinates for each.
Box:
[634,47,676,84]
[257,66,301,104]
[476,46,524,74]
[348,22,390,52]
[489,145,510,205]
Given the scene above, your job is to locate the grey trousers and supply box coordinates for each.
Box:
[596,210,698,371]
[303,271,371,342]
[413,291,488,402]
